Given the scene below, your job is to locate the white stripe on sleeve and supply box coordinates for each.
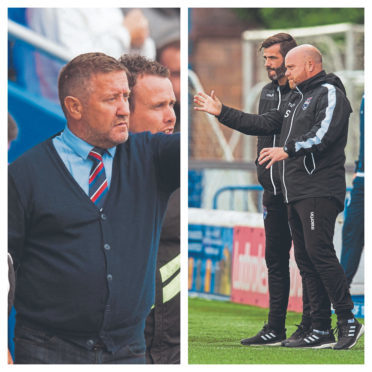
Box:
[294,83,336,152]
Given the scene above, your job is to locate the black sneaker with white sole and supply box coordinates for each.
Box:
[283,329,336,349]
[281,324,311,346]
[240,324,286,346]
[333,318,364,350]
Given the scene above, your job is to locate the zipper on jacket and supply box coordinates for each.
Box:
[270,135,277,195]
[276,86,282,110]
[269,86,282,196]
[282,87,303,203]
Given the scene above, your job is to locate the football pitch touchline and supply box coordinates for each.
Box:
[188,297,364,364]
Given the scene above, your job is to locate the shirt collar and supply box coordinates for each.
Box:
[61,126,116,159]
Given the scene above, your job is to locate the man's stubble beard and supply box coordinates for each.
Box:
[83,122,129,149]
[267,63,287,82]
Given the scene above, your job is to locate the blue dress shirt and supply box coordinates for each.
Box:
[53,126,116,195]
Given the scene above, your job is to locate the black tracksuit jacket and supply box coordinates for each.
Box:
[256,81,291,196]
[217,71,352,208]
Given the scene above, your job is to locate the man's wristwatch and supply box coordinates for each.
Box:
[283,145,290,155]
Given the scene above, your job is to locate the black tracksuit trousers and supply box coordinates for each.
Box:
[287,197,354,330]
[263,192,311,331]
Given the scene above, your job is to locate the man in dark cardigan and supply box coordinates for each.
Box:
[8,52,179,364]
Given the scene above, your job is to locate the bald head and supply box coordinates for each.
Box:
[287,44,322,64]
[285,44,323,89]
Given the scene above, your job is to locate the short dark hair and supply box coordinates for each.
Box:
[259,33,297,57]
[58,52,128,116]
[118,54,169,111]
[8,113,18,143]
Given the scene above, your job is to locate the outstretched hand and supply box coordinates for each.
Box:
[194,91,222,116]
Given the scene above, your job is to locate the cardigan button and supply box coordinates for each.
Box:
[104,244,111,251]
[107,274,113,281]
[101,213,107,220]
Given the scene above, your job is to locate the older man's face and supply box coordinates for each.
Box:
[130,75,176,134]
[285,52,307,89]
[81,71,130,148]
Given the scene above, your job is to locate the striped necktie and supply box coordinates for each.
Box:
[88,147,108,208]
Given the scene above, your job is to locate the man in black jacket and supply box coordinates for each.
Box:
[194,44,364,350]
[119,54,180,364]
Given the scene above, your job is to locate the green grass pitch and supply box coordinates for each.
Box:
[188,297,364,364]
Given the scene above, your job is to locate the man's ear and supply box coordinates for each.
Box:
[306,58,314,73]
[64,96,83,120]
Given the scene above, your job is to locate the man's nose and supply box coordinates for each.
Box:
[165,106,176,124]
[117,98,130,116]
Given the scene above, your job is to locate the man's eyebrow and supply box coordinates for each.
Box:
[106,89,131,96]
[151,99,175,107]
[152,100,167,106]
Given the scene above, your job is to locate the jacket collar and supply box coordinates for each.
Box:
[296,71,326,93]
[279,81,291,94]
[270,79,291,94]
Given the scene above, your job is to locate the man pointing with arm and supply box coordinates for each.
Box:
[119,54,180,364]
[9,52,179,364]
[198,33,314,347]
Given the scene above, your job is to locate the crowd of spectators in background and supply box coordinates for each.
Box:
[9,8,180,106]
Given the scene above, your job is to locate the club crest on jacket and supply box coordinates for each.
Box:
[302,97,313,110]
